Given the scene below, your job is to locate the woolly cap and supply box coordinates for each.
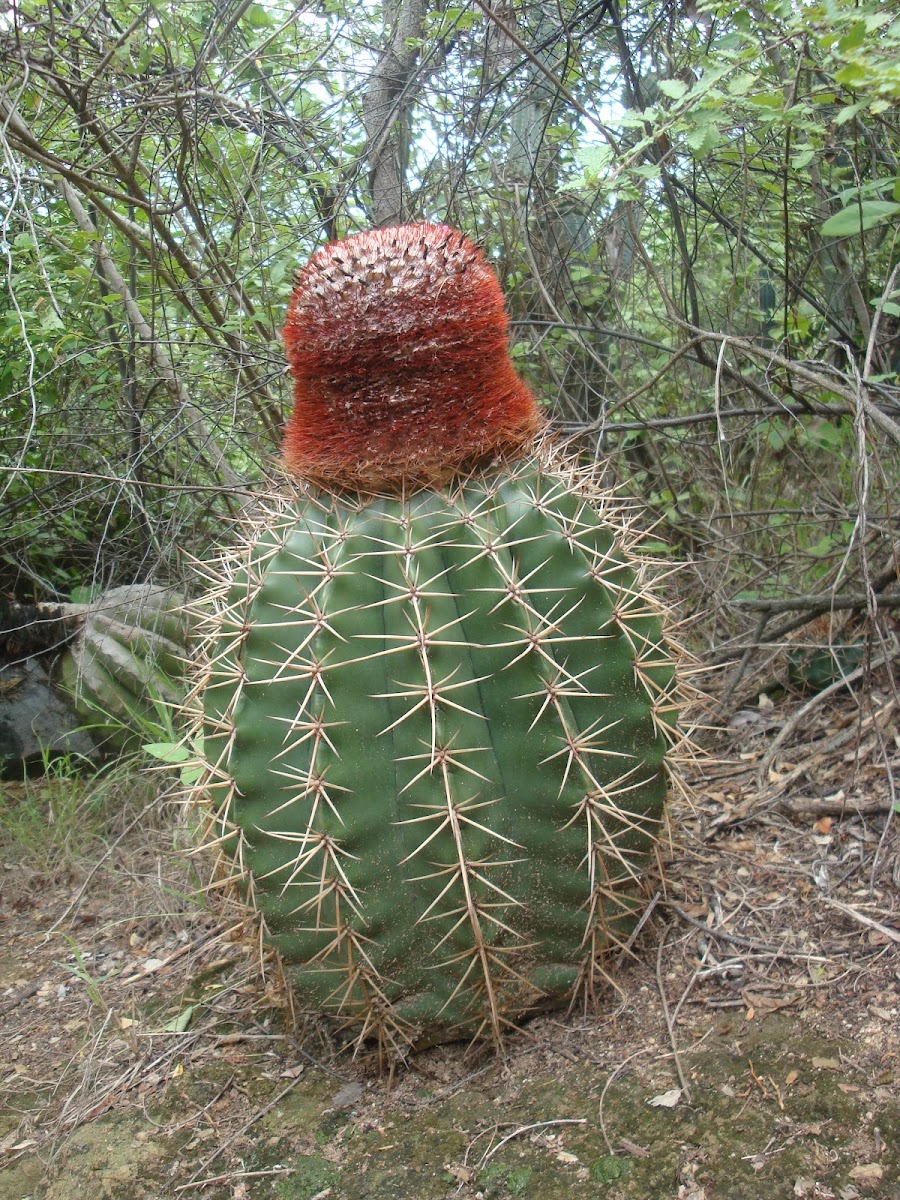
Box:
[281,223,543,489]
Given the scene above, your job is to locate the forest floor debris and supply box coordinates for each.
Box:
[0,684,897,1199]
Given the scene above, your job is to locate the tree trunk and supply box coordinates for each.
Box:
[362,0,427,226]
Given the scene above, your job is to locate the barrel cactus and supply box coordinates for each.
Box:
[57,584,188,748]
[190,223,683,1055]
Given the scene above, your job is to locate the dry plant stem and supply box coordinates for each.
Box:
[720,611,770,712]
[756,647,900,789]
[0,980,41,1018]
[716,544,900,669]
[732,592,900,613]
[596,1047,654,1156]
[467,0,619,149]
[870,728,898,886]
[46,797,162,934]
[669,940,713,1030]
[666,902,840,961]
[780,696,895,783]
[45,173,246,494]
[177,1167,294,1191]
[655,925,692,1103]
[117,924,237,986]
[615,890,661,965]
[820,898,900,946]
[674,322,900,448]
[478,1118,588,1168]
[177,1075,304,1188]
[777,793,895,817]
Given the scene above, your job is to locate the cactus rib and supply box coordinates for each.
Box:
[191,452,679,1052]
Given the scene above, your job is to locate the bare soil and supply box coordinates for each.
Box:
[1,686,898,1200]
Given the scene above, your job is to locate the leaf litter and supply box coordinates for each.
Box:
[0,674,897,1199]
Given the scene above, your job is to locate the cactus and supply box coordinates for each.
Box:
[58,584,189,747]
[191,224,683,1055]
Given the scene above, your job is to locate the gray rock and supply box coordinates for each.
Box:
[0,656,99,775]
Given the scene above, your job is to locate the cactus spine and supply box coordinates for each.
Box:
[192,224,682,1055]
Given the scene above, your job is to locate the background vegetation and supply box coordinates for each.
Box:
[2,0,898,692]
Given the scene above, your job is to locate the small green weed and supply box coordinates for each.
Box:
[0,754,157,870]
[276,1155,339,1199]
[590,1154,632,1183]
[60,935,112,1010]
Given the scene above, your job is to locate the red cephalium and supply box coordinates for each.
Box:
[281,223,544,490]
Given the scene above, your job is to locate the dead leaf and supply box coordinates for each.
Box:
[742,990,797,1015]
[647,1088,682,1108]
[445,1164,476,1185]
[812,1057,841,1070]
[848,1163,884,1183]
[0,1135,36,1152]
[332,1082,363,1109]
[729,709,761,727]
[870,1006,894,1020]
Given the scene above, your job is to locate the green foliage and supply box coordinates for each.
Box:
[1,0,896,699]
[275,1157,339,1200]
[0,761,155,870]
[590,1154,632,1183]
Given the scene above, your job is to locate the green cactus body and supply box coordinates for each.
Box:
[192,221,682,1055]
[198,456,677,1050]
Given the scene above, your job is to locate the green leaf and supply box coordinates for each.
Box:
[657,78,687,100]
[144,741,191,763]
[726,72,757,97]
[685,122,721,157]
[164,1005,196,1033]
[579,145,612,176]
[746,92,783,108]
[821,201,900,236]
[834,72,865,96]
[837,20,866,53]
[244,3,272,27]
[835,177,898,203]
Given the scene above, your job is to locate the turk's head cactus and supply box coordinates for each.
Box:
[191,223,684,1056]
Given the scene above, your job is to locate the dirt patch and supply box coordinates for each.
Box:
[1,687,898,1199]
